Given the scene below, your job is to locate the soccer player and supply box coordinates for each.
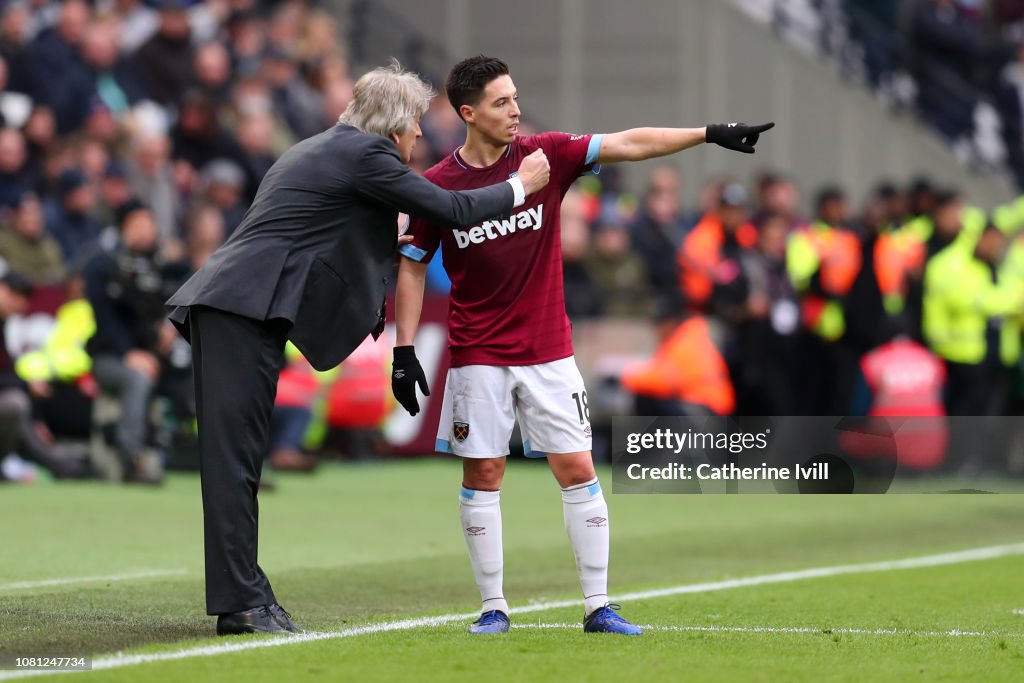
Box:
[391,56,772,635]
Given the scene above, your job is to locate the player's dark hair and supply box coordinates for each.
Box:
[445,55,510,120]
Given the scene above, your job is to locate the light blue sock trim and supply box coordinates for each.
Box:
[562,477,602,502]
[461,486,500,504]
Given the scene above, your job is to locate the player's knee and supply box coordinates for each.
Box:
[462,457,506,490]
[550,452,596,488]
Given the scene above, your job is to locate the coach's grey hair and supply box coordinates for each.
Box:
[337,59,433,137]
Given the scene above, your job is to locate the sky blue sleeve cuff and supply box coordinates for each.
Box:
[399,243,429,262]
[585,134,604,166]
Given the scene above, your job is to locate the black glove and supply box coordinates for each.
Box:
[392,345,429,416]
[705,121,774,154]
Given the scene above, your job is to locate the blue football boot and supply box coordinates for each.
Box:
[467,610,510,634]
[583,603,643,635]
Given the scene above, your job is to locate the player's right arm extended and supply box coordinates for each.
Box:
[392,257,431,416]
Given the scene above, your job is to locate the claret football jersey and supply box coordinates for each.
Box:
[399,132,602,368]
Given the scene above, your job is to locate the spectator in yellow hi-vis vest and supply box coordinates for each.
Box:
[0,273,89,480]
[15,275,96,442]
[786,187,861,414]
[924,223,1024,417]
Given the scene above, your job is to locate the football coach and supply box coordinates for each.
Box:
[165,61,551,635]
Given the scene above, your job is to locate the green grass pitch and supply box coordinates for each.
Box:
[1,459,1023,682]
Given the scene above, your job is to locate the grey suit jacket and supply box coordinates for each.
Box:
[166,124,515,370]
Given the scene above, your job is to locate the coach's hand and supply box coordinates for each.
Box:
[517,149,551,195]
[392,345,430,416]
[705,122,774,154]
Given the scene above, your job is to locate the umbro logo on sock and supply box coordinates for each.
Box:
[465,526,486,536]
[585,517,607,527]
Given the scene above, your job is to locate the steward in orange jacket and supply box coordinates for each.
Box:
[678,183,758,312]
[621,315,735,416]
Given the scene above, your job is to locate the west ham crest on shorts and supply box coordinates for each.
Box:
[453,421,470,442]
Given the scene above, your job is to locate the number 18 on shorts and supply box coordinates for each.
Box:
[435,356,593,458]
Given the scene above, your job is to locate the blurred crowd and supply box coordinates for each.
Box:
[0,0,369,484]
[840,0,1024,188]
[1,0,1022,484]
[554,165,1024,441]
[742,0,1024,189]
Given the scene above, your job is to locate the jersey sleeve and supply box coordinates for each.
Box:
[398,213,442,263]
[529,132,604,189]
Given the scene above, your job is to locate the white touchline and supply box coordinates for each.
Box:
[2,542,1023,680]
[0,570,188,593]
[515,623,1014,638]
[516,626,1011,643]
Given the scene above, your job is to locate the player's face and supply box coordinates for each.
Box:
[391,116,423,164]
[464,75,520,145]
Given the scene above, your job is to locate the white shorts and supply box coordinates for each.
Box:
[435,356,593,459]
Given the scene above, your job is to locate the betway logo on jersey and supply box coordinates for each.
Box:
[452,204,543,249]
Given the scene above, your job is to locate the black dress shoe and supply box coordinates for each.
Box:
[216,606,290,635]
[269,603,304,633]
